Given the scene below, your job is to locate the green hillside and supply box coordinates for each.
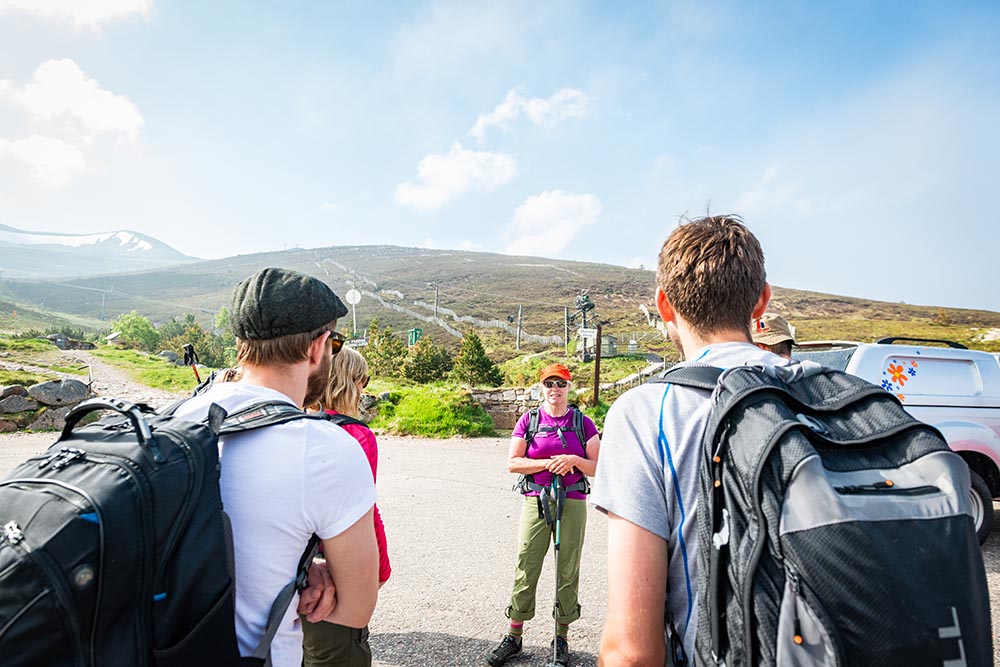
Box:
[3,244,1000,354]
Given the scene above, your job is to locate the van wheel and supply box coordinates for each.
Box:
[969,470,994,545]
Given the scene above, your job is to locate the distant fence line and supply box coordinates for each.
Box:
[412,300,564,346]
[327,260,563,345]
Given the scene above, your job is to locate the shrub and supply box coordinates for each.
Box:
[111,311,161,353]
[452,330,504,387]
[361,318,408,377]
[403,337,453,383]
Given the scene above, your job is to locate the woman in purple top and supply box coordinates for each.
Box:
[487,364,601,667]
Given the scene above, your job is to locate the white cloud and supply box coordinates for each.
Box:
[627,257,651,270]
[4,59,143,144]
[504,190,603,256]
[469,87,592,143]
[0,135,86,186]
[0,0,154,30]
[732,165,814,219]
[457,239,481,251]
[418,237,436,249]
[320,201,343,213]
[394,142,517,211]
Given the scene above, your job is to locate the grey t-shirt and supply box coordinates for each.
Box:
[591,342,787,659]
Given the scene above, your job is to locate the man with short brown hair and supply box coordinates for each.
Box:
[592,215,787,665]
[174,267,378,667]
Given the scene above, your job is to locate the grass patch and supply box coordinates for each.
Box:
[0,369,53,386]
[0,338,52,353]
[370,384,495,437]
[91,348,205,393]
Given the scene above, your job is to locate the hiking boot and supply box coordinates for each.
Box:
[549,636,570,666]
[487,635,522,666]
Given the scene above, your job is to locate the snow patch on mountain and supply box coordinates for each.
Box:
[0,228,154,252]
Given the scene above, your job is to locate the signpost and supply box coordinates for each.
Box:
[345,289,361,336]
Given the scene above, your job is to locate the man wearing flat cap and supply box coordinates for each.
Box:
[173,267,378,667]
[751,312,796,359]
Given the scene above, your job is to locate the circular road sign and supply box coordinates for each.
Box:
[345,289,361,305]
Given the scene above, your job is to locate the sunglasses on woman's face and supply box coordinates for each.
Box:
[543,379,568,388]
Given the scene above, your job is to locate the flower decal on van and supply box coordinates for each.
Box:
[887,363,908,385]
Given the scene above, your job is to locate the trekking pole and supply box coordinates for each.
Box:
[182,343,201,384]
[546,474,566,667]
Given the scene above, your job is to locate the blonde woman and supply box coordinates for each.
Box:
[302,346,390,667]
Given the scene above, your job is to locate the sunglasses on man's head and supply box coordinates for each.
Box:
[543,379,568,388]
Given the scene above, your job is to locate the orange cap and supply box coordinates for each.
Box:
[539,363,572,382]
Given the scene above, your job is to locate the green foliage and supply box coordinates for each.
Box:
[403,337,454,383]
[370,385,494,437]
[91,348,204,393]
[214,306,232,334]
[361,318,408,378]
[581,400,611,432]
[452,329,504,387]
[0,369,52,386]
[111,311,161,353]
[0,337,51,352]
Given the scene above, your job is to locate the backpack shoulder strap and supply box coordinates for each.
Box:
[525,408,540,444]
[218,401,330,436]
[571,406,588,454]
[646,363,722,391]
[326,413,368,429]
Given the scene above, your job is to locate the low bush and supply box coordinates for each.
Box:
[370,384,494,438]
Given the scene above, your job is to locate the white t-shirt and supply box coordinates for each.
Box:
[172,382,376,667]
[591,342,788,659]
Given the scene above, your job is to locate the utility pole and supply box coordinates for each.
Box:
[515,304,522,350]
[100,290,106,321]
[564,308,570,357]
[428,282,439,320]
[592,323,603,407]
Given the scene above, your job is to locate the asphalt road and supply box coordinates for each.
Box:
[1,432,997,666]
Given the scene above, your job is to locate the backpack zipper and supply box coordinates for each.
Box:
[151,429,202,601]
[784,561,845,666]
[834,481,940,496]
[0,519,87,667]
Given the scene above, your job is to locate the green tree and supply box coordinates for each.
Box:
[361,318,408,377]
[452,329,504,387]
[403,337,454,383]
[111,311,161,352]
[214,306,232,335]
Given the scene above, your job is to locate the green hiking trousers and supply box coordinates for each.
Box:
[506,495,587,625]
[300,617,371,667]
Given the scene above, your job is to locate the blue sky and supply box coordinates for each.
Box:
[1,1,998,311]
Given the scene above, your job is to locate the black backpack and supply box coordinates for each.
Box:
[652,361,991,667]
[0,396,326,667]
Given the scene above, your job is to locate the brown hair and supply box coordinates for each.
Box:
[323,346,368,417]
[236,321,336,367]
[657,215,766,336]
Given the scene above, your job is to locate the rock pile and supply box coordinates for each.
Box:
[0,379,94,432]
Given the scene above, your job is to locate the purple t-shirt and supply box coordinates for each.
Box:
[513,408,599,500]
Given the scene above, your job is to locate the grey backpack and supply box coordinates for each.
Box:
[652,361,991,667]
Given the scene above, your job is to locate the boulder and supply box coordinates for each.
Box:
[29,406,71,431]
[0,395,39,413]
[0,411,39,428]
[0,419,18,433]
[158,350,179,363]
[28,379,92,406]
[1,385,29,399]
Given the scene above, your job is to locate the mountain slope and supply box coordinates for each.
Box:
[3,244,999,354]
[0,223,197,278]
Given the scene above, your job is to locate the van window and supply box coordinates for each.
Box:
[880,355,980,398]
[792,348,854,371]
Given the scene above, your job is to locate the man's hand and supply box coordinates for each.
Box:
[297,559,337,622]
